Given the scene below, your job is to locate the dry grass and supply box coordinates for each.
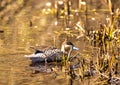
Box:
[0,0,120,85]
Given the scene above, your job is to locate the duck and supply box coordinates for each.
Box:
[24,40,79,64]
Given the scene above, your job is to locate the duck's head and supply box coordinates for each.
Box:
[61,40,79,54]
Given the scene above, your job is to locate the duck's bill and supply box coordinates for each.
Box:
[72,46,79,50]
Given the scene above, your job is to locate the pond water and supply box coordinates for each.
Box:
[0,28,90,85]
[0,1,120,84]
[0,14,92,85]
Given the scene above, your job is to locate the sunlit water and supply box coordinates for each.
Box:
[0,13,82,85]
[0,3,114,84]
[0,15,90,85]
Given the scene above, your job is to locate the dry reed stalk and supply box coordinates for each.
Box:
[108,0,112,14]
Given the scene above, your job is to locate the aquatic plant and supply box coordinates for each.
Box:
[52,1,120,84]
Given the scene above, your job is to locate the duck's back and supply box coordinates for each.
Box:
[44,47,63,62]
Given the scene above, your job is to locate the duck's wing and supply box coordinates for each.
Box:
[44,48,63,62]
[44,48,61,56]
[24,53,45,58]
[24,53,47,63]
[24,47,62,63]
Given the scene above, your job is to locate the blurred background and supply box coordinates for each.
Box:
[0,0,120,85]
[0,0,120,53]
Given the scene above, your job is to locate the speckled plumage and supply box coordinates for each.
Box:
[24,41,79,63]
[25,47,63,63]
